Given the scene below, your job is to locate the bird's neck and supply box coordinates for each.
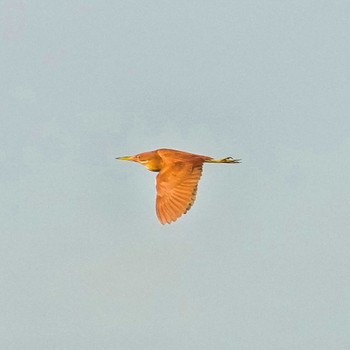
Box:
[144,161,161,172]
[144,154,162,172]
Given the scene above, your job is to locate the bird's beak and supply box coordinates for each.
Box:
[116,155,134,161]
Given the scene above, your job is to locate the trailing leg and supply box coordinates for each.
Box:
[204,157,241,164]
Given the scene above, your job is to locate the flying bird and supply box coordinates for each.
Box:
[116,148,240,224]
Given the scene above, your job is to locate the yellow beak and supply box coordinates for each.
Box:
[116,156,134,161]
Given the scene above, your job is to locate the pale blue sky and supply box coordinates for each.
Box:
[1,1,350,349]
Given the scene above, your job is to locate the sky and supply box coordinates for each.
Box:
[1,1,350,349]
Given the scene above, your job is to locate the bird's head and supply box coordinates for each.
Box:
[116,151,161,172]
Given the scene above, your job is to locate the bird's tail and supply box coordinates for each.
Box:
[204,157,241,164]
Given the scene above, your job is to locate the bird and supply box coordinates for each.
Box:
[116,148,240,224]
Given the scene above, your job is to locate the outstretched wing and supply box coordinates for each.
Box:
[156,162,203,224]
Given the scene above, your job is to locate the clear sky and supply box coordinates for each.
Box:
[1,1,350,349]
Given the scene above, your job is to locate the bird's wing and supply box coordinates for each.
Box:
[156,162,203,224]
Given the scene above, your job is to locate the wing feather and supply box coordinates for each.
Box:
[156,162,204,224]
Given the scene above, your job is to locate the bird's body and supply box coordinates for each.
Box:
[116,148,240,224]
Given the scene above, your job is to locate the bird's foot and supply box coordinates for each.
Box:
[205,157,241,164]
[222,157,241,163]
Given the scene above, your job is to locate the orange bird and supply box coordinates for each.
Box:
[116,148,240,224]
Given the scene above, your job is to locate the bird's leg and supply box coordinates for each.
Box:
[205,157,241,164]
